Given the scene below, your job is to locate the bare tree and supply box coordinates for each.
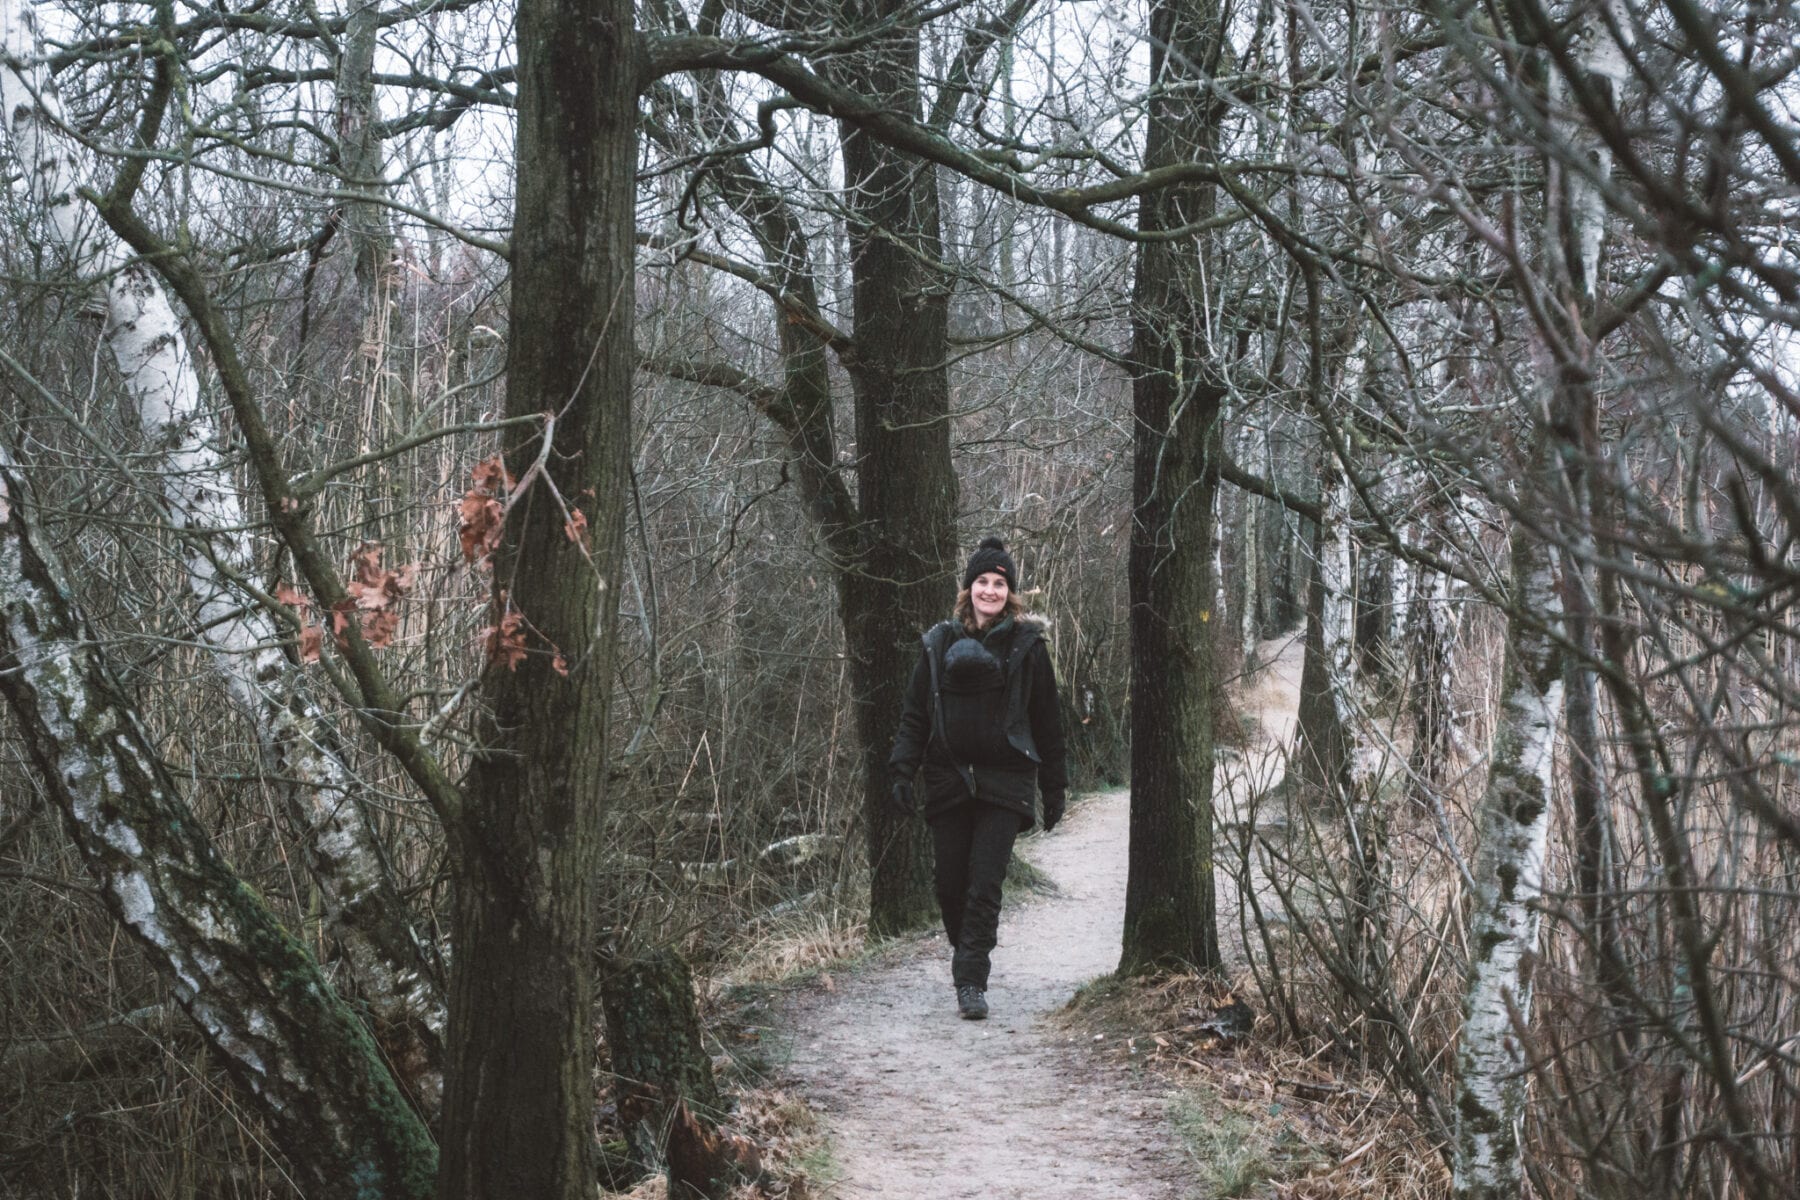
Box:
[1118,0,1228,976]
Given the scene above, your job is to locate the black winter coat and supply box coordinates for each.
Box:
[888,616,1068,830]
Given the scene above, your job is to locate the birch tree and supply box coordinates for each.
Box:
[1451,517,1563,1199]
[1541,0,1633,1031]
[0,0,445,1111]
[0,454,438,1196]
[1430,2,1629,1191]
[1314,329,1389,983]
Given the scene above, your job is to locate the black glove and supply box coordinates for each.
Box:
[889,779,916,819]
[1041,789,1065,832]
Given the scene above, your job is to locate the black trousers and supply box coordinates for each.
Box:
[928,799,1019,989]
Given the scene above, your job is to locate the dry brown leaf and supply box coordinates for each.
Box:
[458,454,512,564]
[481,603,529,672]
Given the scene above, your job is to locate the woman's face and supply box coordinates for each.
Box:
[970,571,1010,626]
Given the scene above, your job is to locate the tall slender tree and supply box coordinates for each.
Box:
[1119,0,1228,975]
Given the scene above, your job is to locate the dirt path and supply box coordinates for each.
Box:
[777,636,1305,1200]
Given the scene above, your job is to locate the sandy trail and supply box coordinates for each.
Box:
[776,636,1304,1200]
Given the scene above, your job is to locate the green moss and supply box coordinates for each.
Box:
[1458,1087,1498,1123]
[1065,972,1129,1011]
[794,1138,842,1189]
[221,871,438,1195]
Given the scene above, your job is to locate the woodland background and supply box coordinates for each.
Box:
[1,0,1798,1196]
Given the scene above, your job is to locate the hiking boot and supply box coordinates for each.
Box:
[956,984,988,1020]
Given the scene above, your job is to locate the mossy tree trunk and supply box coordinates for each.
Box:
[0,454,437,1199]
[602,946,728,1193]
[0,0,446,1115]
[1118,0,1226,976]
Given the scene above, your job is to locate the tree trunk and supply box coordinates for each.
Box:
[0,0,444,1113]
[1452,520,1563,1200]
[435,0,636,1189]
[1317,347,1388,993]
[335,0,392,309]
[1546,0,1633,1035]
[830,7,959,937]
[1407,534,1457,809]
[0,451,437,1199]
[1240,424,1263,666]
[1118,0,1226,976]
[679,69,860,635]
[1292,514,1349,800]
[334,0,408,550]
[601,946,728,1189]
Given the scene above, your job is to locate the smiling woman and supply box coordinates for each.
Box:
[886,536,1069,1020]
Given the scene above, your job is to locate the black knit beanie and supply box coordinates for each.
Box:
[962,536,1018,591]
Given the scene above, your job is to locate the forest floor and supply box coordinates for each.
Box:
[766,635,1311,1199]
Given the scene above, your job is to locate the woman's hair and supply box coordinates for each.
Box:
[954,586,1025,635]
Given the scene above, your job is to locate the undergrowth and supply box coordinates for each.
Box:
[1057,970,1449,1199]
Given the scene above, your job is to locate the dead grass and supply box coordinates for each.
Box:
[1058,970,1449,1200]
[604,1086,827,1200]
[714,909,868,988]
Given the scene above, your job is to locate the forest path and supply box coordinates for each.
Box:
[774,635,1305,1200]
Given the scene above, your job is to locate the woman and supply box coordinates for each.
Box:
[888,536,1068,1020]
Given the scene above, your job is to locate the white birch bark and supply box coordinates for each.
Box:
[1318,333,1394,988]
[1318,440,1359,731]
[1214,493,1229,640]
[1388,544,1412,661]
[2,0,442,1108]
[1319,344,1382,807]
[1240,419,1262,666]
[1322,124,1386,831]
[1454,526,1564,1200]
[0,451,436,1197]
[1559,0,1631,305]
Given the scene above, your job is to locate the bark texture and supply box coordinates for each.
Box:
[1119,0,1226,975]
[828,1,959,937]
[602,946,726,1179]
[1,0,444,1112]
[0,453,437,1199]
[1546,0,1634,1037]
[1453,526,1563,1200]
[335,0,392,305]
[1316,354,1388,986]
[435,0,636,1188]
[1292,518,1350,799]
